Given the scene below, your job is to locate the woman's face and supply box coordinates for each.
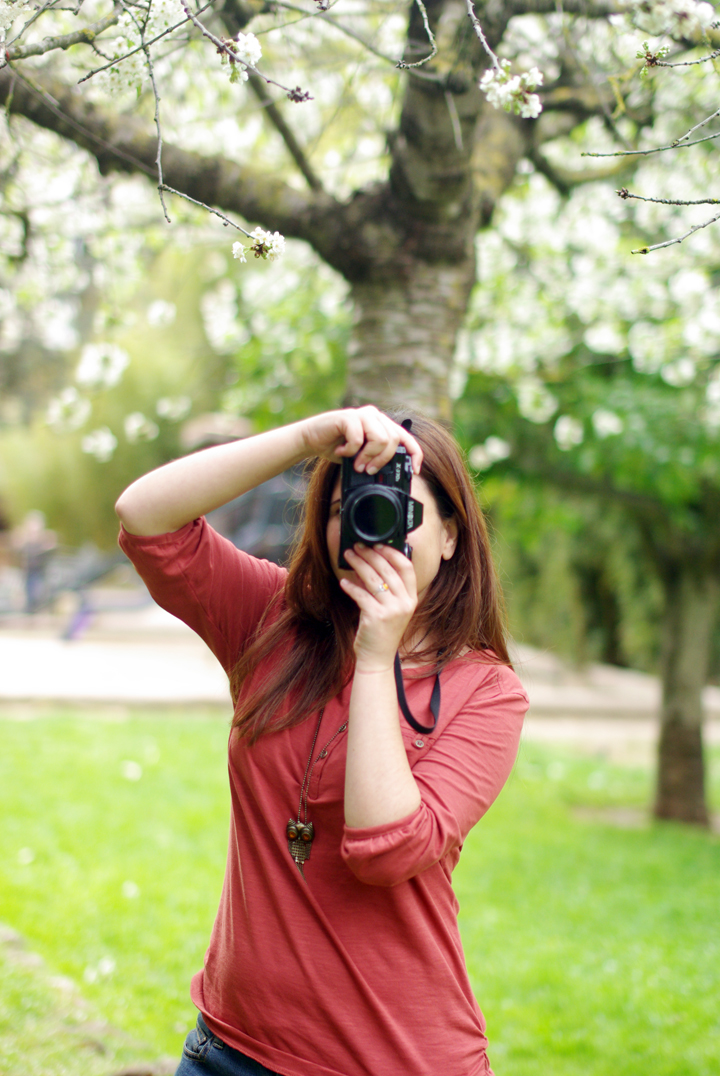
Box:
[325,473,458,602]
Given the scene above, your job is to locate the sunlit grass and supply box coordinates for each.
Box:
[1,706,718,1076]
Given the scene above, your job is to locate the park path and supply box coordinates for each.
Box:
[1,586,719,763]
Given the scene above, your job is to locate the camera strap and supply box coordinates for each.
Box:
[393,652,440,735]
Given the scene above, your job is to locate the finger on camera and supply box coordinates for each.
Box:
[331,413,366,458]
[346,545,390,582]
[339,576,380,610]
[356,431,396,473]
[349,546,404,595]
[374,546,418,592]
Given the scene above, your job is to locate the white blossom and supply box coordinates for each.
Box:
[232,229,286,264]
[661,357,697,386]
[46,388,91,432]
[75,343,130,389]
[554,415,584,451]
[628,0,716,38]
[516,378,559,423]
[92,0,185,97]
[225,31,262,82]
[468,436,512,471]
[584,323,626,355]
[81,427,118,462]
[234,31,261,68]
[35,298,79,352]
[479,61,543,120]
[124,412,159,443]
[156,395,191,420]
[0,0,32,32]
[592,409,624,438]
[146,300,176,327]
[628,321,666,374]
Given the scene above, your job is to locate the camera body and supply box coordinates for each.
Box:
[338,446,424,569]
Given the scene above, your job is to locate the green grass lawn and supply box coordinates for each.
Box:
[0,704,718,1076]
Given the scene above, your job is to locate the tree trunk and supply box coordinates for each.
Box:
[345,258,476,420]
[654,562,719,825]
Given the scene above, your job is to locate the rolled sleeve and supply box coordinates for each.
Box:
[341,665,527,887]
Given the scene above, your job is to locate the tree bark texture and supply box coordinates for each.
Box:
[654,563,719,825]
[346,259,476,419]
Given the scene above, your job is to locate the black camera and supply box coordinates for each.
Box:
[338,446,424,569]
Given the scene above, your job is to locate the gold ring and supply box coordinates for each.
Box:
[375,582,389,595]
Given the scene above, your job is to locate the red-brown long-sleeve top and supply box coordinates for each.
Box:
[119,517,528,1076]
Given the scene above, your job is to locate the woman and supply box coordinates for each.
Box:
[115,405,528,1076]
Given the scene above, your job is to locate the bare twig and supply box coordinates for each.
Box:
[158,184,253,236]
[632,209,720,253]
[269,1,401,66]
[397,0,437,70]
[139,23,170,221]
[3,6,122,63]
[464,0,502,72]
[5,0,62,50]
[673,105,720,146]
[77,1,216,86]
[656,48,720,68]
[179,1,311,102]
[268,0,444,82]
[582,128,720,157]
[617,189,720,206]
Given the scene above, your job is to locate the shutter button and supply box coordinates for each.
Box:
[414,739,424,749]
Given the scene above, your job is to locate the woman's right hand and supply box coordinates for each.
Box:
[299,406,423,476]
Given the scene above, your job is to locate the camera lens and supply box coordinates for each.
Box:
[349,488,401,543]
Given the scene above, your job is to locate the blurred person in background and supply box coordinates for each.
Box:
[11,510,57,614]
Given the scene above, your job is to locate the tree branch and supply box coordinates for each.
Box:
[2,6,122,64]
[0,66,343,253]
[529,145,636,195]
[246,72,323,191]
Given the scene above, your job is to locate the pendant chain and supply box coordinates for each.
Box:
[286,709,348,877]
[297,710,348,824]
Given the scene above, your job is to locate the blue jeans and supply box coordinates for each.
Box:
[175,1014,280,1076]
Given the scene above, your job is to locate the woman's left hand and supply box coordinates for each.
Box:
[339,544,417,673]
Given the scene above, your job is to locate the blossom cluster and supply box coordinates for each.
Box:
[628,0,717,38]
[468,436,511,471]
[75,342,130,389]
[479,61,543,120]
[221,30,262,83]
[0,0,32,34]
[232,228,286,264]
[94,0,185,96]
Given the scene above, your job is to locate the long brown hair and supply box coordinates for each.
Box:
[230,410,509,741]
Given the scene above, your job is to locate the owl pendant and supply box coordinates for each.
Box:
[286,819,315,876]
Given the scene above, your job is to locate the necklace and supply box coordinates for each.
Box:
[286,709,348,878]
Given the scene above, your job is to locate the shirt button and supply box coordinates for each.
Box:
[414,739,424,749]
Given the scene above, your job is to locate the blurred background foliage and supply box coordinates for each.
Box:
[0,238,349,548]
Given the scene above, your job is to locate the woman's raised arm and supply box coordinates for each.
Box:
[115,407,422,536]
